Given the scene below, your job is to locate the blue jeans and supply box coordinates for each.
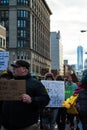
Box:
[78,121,83,130]
[50,108,58,124]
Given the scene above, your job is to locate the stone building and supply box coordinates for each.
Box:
[0,24,6,51]
[0,0,52,75]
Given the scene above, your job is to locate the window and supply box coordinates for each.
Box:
[17,10,29,18]
[17,20,26,27]
[0,38,2,47]
[17,40,23,48]
[0,10,9,18]
[17,41,21,47]
[17,10,30,48]
[3,39,6,48]
[0,0,9,5]
[17,51,20,59]
[18,30,26,37]
[17,0,29,6]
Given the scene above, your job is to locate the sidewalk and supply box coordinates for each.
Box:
[55,117,77,130]
[39,117,77,130]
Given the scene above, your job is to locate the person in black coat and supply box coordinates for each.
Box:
[0,70,13,130]
[1,60,50,130]
[76,69,87,130]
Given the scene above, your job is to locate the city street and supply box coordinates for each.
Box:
[55,123,77,130]
[39,117,77,130]
[55,117,77,130]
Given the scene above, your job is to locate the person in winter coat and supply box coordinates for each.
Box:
[0,70,13,130]
[76,69,87,130]
[55,75,66,130]
[41,73,58,130]
[65,73,78,130]
[1,60,50,130]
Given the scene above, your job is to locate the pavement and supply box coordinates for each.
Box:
[39,117,77,130]
[55,124,75,130]
[55,117,77,130]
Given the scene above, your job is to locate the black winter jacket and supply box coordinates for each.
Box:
[1,74,50,129]
[76,89,87,118]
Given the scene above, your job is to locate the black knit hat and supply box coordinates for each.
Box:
[11,60,30,70]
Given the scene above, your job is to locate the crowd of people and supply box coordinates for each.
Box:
[0,60,50,130]
[0,59,87,130]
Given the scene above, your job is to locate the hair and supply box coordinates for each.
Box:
[44,73,54,80]
[0,70,13,80]
[70,73,79,83]
[56,75,64,81]
[66,73,79,83]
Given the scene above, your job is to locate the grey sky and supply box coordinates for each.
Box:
[46,0,87,64]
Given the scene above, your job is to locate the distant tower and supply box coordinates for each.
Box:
[84,59,87,69]
[77,46,83,73]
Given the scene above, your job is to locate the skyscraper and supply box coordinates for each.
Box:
[77,45,83,73]
[50,31,63,75]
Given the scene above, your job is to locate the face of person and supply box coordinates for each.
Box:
[46,77,53,80]
[68,75,72,82]
[12,66,28,77]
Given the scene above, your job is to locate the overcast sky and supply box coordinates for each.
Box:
[46,0,87,65]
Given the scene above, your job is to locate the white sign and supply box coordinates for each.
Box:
[0,52,9,70]
[41,80,65,107]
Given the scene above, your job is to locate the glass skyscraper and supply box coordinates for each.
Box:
[77,46,83,73]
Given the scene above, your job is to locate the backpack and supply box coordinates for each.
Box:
[76,89,87,116]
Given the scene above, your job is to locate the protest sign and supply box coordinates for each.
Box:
[41,80,65,107]
[0,80,26,100]
[0,51,9,70]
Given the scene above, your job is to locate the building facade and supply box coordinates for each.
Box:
[0,0,52,75]
[50,31,63,76]
[64,60,68,66]
[0,25,6,51]
[77,45,83,74]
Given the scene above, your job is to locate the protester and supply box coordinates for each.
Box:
[55,75,66,130]
[0,70,13,80]
[1,60,50,130]
[41,73,57,130]
[0,70,13,130]
[76,69,87,130]
[65,73,78,130]
[73,86,83,130]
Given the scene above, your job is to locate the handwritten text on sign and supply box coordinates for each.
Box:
[41,80,65,107]
[0,80,26,100]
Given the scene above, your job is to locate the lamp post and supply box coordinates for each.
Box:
[80,30,87,33]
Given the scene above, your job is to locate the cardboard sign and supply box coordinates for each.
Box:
[0,80,26,100]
